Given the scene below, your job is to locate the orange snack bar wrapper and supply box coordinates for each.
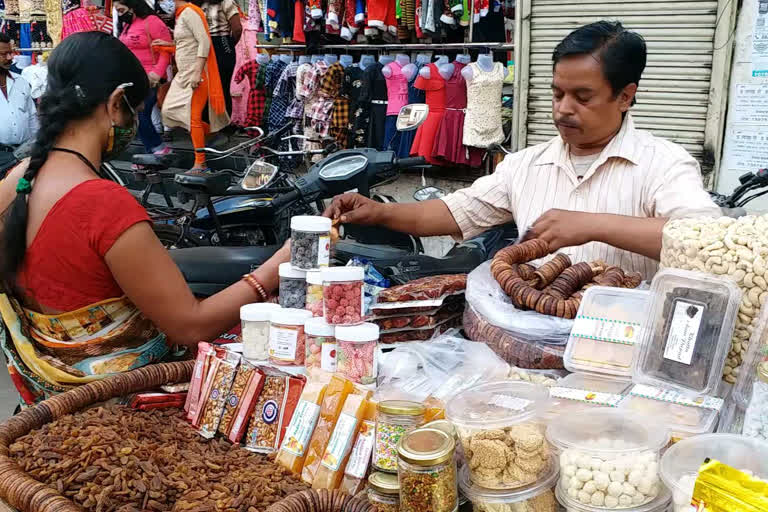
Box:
[339,399,377,495]
[276,381,327,474]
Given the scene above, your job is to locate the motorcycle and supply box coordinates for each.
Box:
[709,168,768,218]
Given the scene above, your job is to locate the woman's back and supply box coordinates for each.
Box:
[119,15,172,77]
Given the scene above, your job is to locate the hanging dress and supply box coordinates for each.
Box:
[396,61,425,157]
[233,59,265,128]
[433,61,482,166]
[364,61,389,151]
[230,30,258,127]
[463,61,505,148]
[382,61,409,155]
[345,64,369,148]
[409,63,446,164]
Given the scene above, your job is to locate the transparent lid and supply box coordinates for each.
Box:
[291,215,332,232]
[633,268,741,396]
[459,461,557,504]
[335,323,379,342]
[734,301,768,407]
[555,485,671,512]
[543,374,631,422]
[618,392,718,437]
[279,262,307,279]
[558,373,632,394]
[241,303,281,322]
[564,287,650,379]
[270,308,313,326]
[445,381,550,430]
[322,266,365,282]
[545,409,669,455]
[304,317,335,337]
[306,270,324,286]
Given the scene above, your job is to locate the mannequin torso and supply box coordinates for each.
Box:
[298,55,311,65]
[256,54,270,65]
[339,55,354,68]
[310,55,322,64]
[419,56,451,79]
[359,54,375,70]
[462,54,508,82]
[455,54,471,64]
[382,54,411,78]
[324,54,338,65]
[280,55,292,64]
[378,55,395,66]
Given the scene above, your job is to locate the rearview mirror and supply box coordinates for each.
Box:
[413,186,445,201]
[397,104,429,131]
[241,160,278,191]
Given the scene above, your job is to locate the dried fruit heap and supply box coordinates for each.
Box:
[10,405,308,512]
[490,239,642,319]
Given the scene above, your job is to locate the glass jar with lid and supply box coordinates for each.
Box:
[279,263,307,309]
[290,215,332,270]
[397,428,458,512]
[368,472,400,512]
[373,400,426,473]
[240,303,281,361]
[305,270,324,317]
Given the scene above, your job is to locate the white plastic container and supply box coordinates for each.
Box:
[565,287,650,379]
[556,485,671,512]
[305,270,324,317]
[240,303,281,361]
[290,215,332,270]
[460,461,560,512]
[268,308,313,366]
[279,263,307,309]
[546,409,669,509]
[633,268,741,396]
[660,433,768,512]
[335,322,379,385]
[544,374,631,422]
[304,317,336,372]
[322,267,365,326]
[446,381,552,490]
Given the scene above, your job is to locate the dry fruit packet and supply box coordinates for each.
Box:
[244,368,289,453]
[197,350,241,438]
[227,366,266,444]
[218,359,258,437]
[186,342,214,418]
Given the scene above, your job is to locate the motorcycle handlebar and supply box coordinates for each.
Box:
[271,189,300,210]
[395,156,427,168]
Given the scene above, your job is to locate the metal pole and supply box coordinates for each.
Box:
[468,0,474,43]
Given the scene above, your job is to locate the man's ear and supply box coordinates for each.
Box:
[618,83,637,112]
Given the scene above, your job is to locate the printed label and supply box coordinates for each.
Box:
[489,394,533,411]
[397,374,434,402]
[433,373,483,402]
[269,326,299,361]
[344,420,375,479]
[321,342,337,372]
[663,300,703,366]
[550,386,623,407]
[318,235,331,267]
[629,384,724,411]
[227,394,238,407]
[571,316,642,345]
[321,413,358,470]
[280,400,321,456]
[262,399,280,424]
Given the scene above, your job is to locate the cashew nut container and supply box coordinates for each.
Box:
[446,381,552,490]
[660,433,768,512]
[555,486,671,512]
[459,459,560,512]
[546,409,669,509]
[632,268,740,396]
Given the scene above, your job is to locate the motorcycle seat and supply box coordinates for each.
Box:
[132,153,176,169]
[175,170,231,196]
[170,245,281,292]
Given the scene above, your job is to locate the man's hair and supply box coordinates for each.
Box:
[552,21,646,106]
[0,33,11,44]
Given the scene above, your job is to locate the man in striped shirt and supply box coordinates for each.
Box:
[325,21,720,280]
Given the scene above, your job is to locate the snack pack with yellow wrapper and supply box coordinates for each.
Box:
[692,459,768,512]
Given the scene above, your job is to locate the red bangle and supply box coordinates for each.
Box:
[242,273,269,302]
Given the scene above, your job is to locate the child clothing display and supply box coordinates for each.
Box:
[463,60,505,148]
[234,59,267,128]
[382,60,408,155]
[364,61,389,151]
[433,61,482,166]
[409,62,446,164]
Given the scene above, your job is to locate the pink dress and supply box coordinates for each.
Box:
[230,29,260,127]
[433,62,482,167]
[384,61,408,116]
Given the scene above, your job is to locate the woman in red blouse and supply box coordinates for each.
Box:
[0,32,287,405]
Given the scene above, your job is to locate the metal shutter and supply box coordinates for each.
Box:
[513,0,737,182]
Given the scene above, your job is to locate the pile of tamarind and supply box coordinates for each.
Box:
[490,239,643,319]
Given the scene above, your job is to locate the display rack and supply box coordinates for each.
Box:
[252,42,514,51]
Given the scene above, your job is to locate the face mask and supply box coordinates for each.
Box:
[104,95,138,160]
[118,11,134,24]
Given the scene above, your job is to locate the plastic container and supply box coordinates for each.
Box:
[335,323,379,385]
[240,303,281,361]
[397,428,458,512]
[633,269,741,396]
[565,287,650,379]
[509,367,568,387]
[290,215,332,270]
[717,398,746,434]
[305,270,324,317]
[546,409,669,509]
[446,381,552,490]
[743,362,768,441]
[304,317,336,372]
[423,419,464,474]
[322,267,365,326]
[269,308,313,366]
[279,263,307,309]
[556,485,671,512]
[374,400,426,473]
[734,299,768,407]
[459,462,559,512]
[544,374,631,422]
[368,472,400,512]
[660,433,768,512]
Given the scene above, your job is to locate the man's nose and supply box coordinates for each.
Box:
[555,95,576,116]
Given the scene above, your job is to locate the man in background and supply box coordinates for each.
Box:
[0,33,38,176]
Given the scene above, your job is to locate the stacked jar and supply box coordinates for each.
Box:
[290,215,333,270]
[279,263,307,309]
[397,428,458,512]
[305,270,324,317]
[373,400,425,473]
[335,323,379,385]
[368,472,400,512]
[240,303,281,361]
[304,317,336,372]
[322,267,365,325]
[269,308,312,366]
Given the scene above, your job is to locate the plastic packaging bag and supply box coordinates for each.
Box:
[339,400,377,495]
[276,381,327,474]
[376,274,466,303]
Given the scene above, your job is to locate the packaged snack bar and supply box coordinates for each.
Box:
[376,274,467,302]
[218,359,258,437]
[340,400,377,495]
[244,368,288,453]
[190,347,222,427]
[278,375,308,447]
[185,342,214,418]
[197,350,240,438]
[276,381,328,474]
[227,366,266,444]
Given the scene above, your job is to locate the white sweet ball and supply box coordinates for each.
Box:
[645,462,659,476]
[605,496,619,508]
[590,458,603,471]
[560,452,571,467]
[607,481,623,498]
[610,471,625,483]
[569,476,584,490]
[594,472,610,491]
[583,481,597,495]
[600,460,615,474]
[577,468,593,482]
[637,478,653,495]
[619,494,633,507]
[568,487,579,499]
[628,470,643,486]
[632,493,646,505]
[578,455,593,469]
[578,490,592,504]
[591,491,606,507]
[622,482,637,496]
[564,465,577,478]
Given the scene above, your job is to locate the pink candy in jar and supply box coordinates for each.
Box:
[335,323,379,385]
[304,317,337,372]
[322,267,365,326]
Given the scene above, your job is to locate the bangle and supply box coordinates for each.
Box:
[242,273,269,302]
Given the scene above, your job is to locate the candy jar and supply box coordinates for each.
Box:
[322,267,365,325]
[290,215,332,270]
[304,317,336,372]
[335,323,378,385]
[305,270,324,317]
[279,263,307,309]
[374,400,425,473]
[240,303,281,361]
[269,308,312,366]
[368,472,400,512]
[397,428,458,512]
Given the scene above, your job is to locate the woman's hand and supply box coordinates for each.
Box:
[152,39,174,47]
[148,72,162,87]
[189,69,203,89]
[251,240,290,294]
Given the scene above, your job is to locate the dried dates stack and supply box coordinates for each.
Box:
[491,239,642,319]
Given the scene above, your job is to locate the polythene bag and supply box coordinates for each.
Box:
[466,260,573,344]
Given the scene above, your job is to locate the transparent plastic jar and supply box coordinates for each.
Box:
[304,317,336,372]
[305,270,324,317]
[374,400,426,473]
[460,463,560,512]
[744,362,768,440]
[290,215,332,270]
[240,303,281,361]
[322,267,365,325]
[368,472,400,512]
[335,323,379,384]
[268,308,312,366]
[279,263,307,309]
[397,428,458,512]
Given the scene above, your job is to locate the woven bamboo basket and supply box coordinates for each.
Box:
[265,490,373,512]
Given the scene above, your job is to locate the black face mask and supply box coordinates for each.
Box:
[118,11,134,25]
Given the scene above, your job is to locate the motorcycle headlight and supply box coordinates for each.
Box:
[319,155,368,180]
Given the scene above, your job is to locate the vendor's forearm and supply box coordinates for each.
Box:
[379,200,462,238]
[594,215,668,260]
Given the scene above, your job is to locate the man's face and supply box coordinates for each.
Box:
[0,42,14,71]
[551,53,635,148]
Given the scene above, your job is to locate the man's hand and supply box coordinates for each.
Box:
[522,209,594,252]
[323,193,385,225]
[148,72,162,88]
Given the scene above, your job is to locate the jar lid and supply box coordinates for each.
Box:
[241,303,281,322]
[368,472,400,494]
[423,419,457,440]
[335,323,379,342]
[271,308,313,326]
[291,215,332,232]
[377,400,425,416]
[322,266,364,282]
[279,262,307,279]
[759,362,768,384]
[304,317,335,337]
[306,270,324,285]
[445,381,550,429]
[397,428,454,466]
[459,461,558,504]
